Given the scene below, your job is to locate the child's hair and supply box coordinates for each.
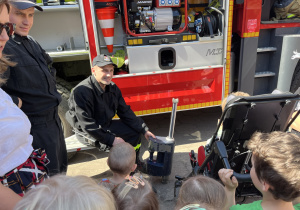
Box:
[175,175,226,210]
[108,142,136,176]
[112,174,159,210]
[221,91,250,111]
[14,175,117,210]
[248,131,300,202]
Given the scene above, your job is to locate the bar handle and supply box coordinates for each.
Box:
[167,98,179,140]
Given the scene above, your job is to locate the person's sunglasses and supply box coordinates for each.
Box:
[0,23,15,37]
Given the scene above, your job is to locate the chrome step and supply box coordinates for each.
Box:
[255,71,276,78]
[257,47,277,53]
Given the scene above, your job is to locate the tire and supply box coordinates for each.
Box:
[56,77,74,138]
[290,60,300,93]
[67,152,77,160]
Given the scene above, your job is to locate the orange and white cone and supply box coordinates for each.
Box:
[96,7,117,53]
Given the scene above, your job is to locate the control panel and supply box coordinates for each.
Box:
[156,0,181,7]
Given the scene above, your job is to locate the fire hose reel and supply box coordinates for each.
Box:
[194,9,222,38]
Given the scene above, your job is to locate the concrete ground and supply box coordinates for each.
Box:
[67,106,259,209]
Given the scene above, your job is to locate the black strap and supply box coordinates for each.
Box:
[205,16,214,38]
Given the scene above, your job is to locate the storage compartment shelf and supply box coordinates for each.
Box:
[40,4,79,12]
[48,49,89,62]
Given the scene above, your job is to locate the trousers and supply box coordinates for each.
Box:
[28,108,68,175]
[76,119,142,151]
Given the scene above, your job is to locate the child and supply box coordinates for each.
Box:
[219,131,300,210]
[14,175,117,210]
[175,175,226,210]
[112,174,159,210]
[206,91,250,146]
[221,91,250,111]
[100,142,137,190]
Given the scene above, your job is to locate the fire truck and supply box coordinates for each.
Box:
[29,0,300,152]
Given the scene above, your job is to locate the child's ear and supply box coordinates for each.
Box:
[131,164,137,172]
[261,180,270,192]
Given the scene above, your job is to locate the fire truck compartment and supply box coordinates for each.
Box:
[126,37,223,73]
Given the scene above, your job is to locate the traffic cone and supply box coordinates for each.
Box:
[96,7,117,53]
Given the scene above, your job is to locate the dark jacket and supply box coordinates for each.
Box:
[2,34,61,115]
[66,75,148,146]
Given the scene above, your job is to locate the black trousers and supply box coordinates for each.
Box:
[106,120,141,147]
[28,108,68,176]
[77,120,141,148]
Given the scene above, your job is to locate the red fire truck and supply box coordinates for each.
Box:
[30,0,300,151]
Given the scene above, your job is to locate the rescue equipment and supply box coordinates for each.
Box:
[146,98,178,182]
[128,7,182,33]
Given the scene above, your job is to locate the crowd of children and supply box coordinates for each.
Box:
[3,129,299,210]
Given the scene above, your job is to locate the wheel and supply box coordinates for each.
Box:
[290,60,300,93]
[67,152,77,160]
[56,77,74,138]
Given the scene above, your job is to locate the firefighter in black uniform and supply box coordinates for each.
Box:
[2,0,67,175]
[66,55,155,168]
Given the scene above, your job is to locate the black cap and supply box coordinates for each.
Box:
[92,54,115,67]
[10,0,43,11]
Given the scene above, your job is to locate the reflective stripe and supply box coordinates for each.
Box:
[99,19,115,28]
[134,143,141,150]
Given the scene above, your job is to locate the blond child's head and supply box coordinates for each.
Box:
[221,91,250,111]
[175,175,226,210]
[112,174,159,210]
[14,175,117,210]
[248,131,300,202]
[108,142,136,176]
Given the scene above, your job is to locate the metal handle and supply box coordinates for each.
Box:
[167,98,179,140]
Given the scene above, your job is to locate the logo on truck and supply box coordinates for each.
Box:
[206,48,223,56]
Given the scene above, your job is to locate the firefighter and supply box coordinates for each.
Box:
[2,0,67,175]
[273,0,300,20]
[66,54,156,171]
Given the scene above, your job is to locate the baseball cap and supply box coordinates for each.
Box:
[92,54,115,67]
[10,0,43,11]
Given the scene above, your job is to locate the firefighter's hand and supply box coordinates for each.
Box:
[112,137,125,146]
[218,168,238,191]
[144,131,156,141]
[17,97,22,108]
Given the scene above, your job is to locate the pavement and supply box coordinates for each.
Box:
[67,107,222,209]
